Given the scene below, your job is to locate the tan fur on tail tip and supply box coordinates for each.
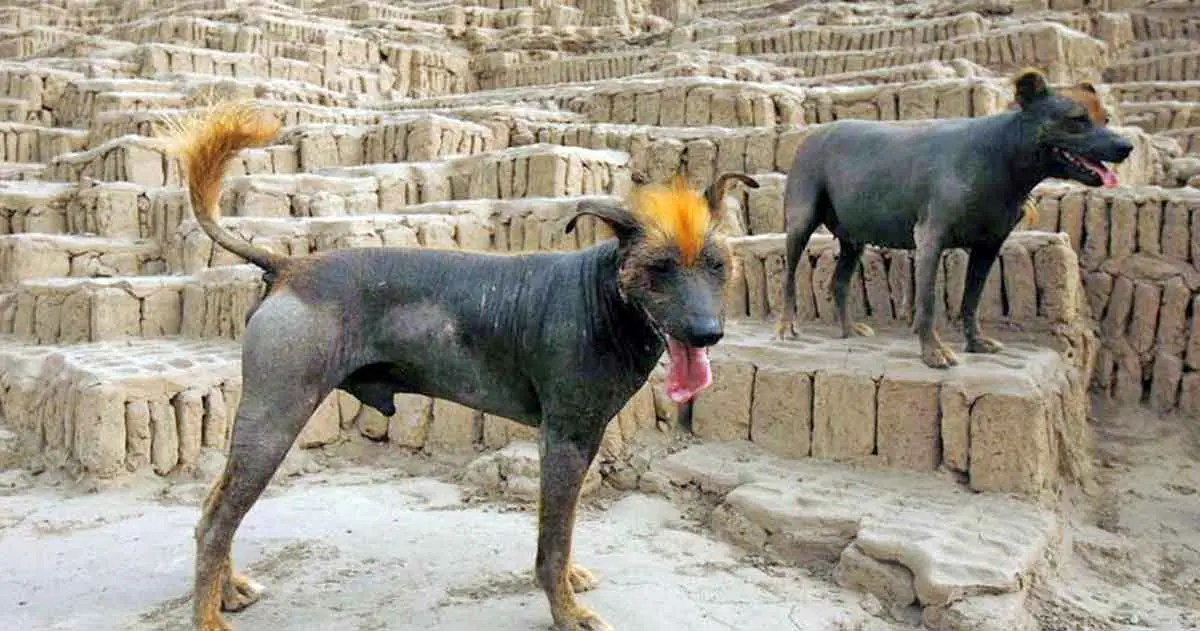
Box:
[154,100,281,163]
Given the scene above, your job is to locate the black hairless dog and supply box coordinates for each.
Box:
[776,68,1133,368]
[162,101,757,631]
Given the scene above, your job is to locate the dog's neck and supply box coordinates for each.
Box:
[1001,112,1056,205]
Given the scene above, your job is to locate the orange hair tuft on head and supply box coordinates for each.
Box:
[629,174,712,265]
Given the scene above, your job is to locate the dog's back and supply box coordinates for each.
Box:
[788,114,1016,249]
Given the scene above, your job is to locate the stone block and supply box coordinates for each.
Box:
[388,394,433,449]
[72,383,126,478]
[426,399,482,451]
[297,391,341,448]
[968,392,1052,497]
[876,370,940,470]
[749,366,811,458]
[812,370,877,460]
[692,359,754,441]
[834,543,917,610]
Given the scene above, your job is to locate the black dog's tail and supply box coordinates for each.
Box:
[158,101,289,275]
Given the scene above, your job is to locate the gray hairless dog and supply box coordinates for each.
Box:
[775,68,1133,369]
[161,101,757,631]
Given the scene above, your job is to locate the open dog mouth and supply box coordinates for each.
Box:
[1054,147,1118,188]
[665,337,712,404]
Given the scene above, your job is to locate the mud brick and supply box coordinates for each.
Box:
[691,359,753,443]
[298,391,341,448]
[812,370,877,460]
[861,249,893,322]
[749,366,812,458]
[1101,276,1134,340]
[1109,195,1137,259]
[1000,243,1036,321]
[968,392,1051,497]
[149,397,178,476]
[876,370,940,470]
[1129,281,1162,356]
[173,388,205,468]
[1058,191,1085,252]
[202,387,229,449]
[743,254,768,319]
[73,383,125,478]
[1162,199,1190,263]
[1080,194,1109,269]
[1186,296,1200,371]
[1135,198,1162,257]
[427,399,482,451]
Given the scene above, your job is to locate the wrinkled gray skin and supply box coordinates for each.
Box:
[777,70,1134,368]
[194,197,731,631]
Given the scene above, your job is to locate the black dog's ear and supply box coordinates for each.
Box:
[1014,68,1052,107]
[704,172,760,219]
[566,200,641,242]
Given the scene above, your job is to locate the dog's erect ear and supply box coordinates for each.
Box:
[1014,68,1052,108]
[1074,81,1097,94]
[704,172,760,219]
[566,200,641,243]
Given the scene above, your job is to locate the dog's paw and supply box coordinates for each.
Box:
[773,319,798,340]
[221,573,264,612]
[569,564,599,593]
[921,344,959,369]
[850,322,875,337]
[966,337,1004,354]
[197,617,234,631]
[555,608,614,631]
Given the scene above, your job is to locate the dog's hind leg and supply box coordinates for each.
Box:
[913,223,958,369]
[832,240,874,338]
[535,421,611,631]
[961,242,1005,354]
[776,182,823,340]
[193,297,343,631]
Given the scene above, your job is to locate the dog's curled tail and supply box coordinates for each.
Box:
[158,101,287,274]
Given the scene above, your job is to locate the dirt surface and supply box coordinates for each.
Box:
[1,404,1198,631]
[0,447,899,631]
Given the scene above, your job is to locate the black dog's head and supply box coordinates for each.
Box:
[566,172,759,404]
[1013,69,1133,188]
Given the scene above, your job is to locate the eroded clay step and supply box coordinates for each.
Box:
[0,233,163,282]
[692,320,1090,499]
[642,440,1059,629]
[0,335,660,481]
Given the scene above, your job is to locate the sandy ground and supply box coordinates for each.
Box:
[0,403,1197,631]
[0,449,897,631]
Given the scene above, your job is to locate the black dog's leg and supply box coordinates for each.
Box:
[195,383,329,631]
[535,422,610,631]
[961,242,1005,354]
[194,299,344,631]
[832,239,874,338]
[913,224,958,369]
[776,218,821,340]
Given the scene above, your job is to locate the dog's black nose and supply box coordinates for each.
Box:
[684,317,724,347]
[1114,138,1134,160]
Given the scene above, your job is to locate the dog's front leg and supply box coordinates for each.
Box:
[913,224,958,369]
[535,423,612,631]
[961,243,1005,354]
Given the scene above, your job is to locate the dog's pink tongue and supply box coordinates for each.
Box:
[665,337,712,403]
[1085,158,1119,188]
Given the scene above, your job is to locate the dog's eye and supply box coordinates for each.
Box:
[648,259,675,274]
